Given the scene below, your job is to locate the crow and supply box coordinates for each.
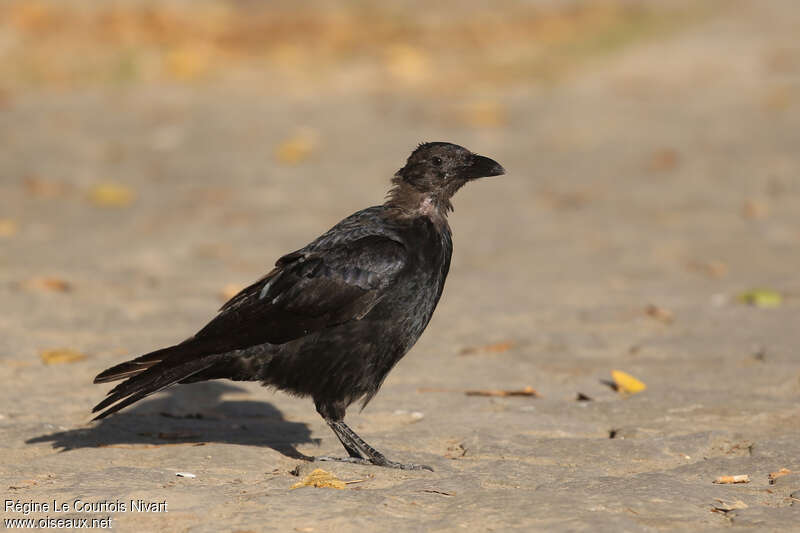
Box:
[93,142,504,470]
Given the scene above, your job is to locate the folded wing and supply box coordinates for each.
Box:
[92,234,407,419]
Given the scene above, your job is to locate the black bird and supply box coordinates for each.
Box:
[93,142,504,470]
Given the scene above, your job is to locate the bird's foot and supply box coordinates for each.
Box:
[381,460,434,472]
[316,455,371,466]
[316,455,433,471]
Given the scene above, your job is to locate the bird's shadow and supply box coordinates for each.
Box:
[27,382,317,460]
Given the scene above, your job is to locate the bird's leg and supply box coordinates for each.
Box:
[314,399,432,471]
[317,419,433,471]
[326,419,363,459]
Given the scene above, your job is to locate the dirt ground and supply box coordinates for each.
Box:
[2,1,800,531]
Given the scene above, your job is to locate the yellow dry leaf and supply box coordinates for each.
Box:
[275,130,317,165]
[290,469,346,490]
[40,348,88,365]
[769,468,792,484]
[0,219,18,237]
[738,289,782,308]
[611,370,646,395]
[89,183,135,207]
[713,474,749,484]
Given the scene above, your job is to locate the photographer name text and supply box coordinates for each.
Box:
[5,498,168,514]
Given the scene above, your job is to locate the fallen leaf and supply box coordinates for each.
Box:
[769,468,792,484]
[465,386,539,397]
[39,348,87,365]
[645,304,674,324]
[646,148,679,171]
[275,130,317,165]
[0,219,18,237]
[713,475,750,484]
[219,283,243,301]
[290,468,346,490]
[22,276,71,292]
[611,370,647,395]
[89,182,135,207]
[460,341,515,355]
[738,289,782,308]
[713,499,748,512]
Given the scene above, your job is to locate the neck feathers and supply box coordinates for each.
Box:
[384,179,453,229]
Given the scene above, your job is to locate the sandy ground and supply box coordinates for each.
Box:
[2,1,800,531]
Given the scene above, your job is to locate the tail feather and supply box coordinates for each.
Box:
[92,359,215,420]
[93,345,177,384]
[92,341,219,420]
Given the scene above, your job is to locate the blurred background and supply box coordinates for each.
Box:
[0,0,712,91]
[2,1,800,529]
[2,0,798,349]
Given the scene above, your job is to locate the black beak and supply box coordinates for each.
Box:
[463,154,505,179]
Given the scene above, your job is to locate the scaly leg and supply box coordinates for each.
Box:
[317,419,432,471]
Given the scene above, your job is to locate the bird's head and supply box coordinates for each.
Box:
[387,142,505,215]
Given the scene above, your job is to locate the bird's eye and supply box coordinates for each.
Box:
[431,156,442,166]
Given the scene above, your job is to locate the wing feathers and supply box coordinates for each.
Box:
[93,226,408,419]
